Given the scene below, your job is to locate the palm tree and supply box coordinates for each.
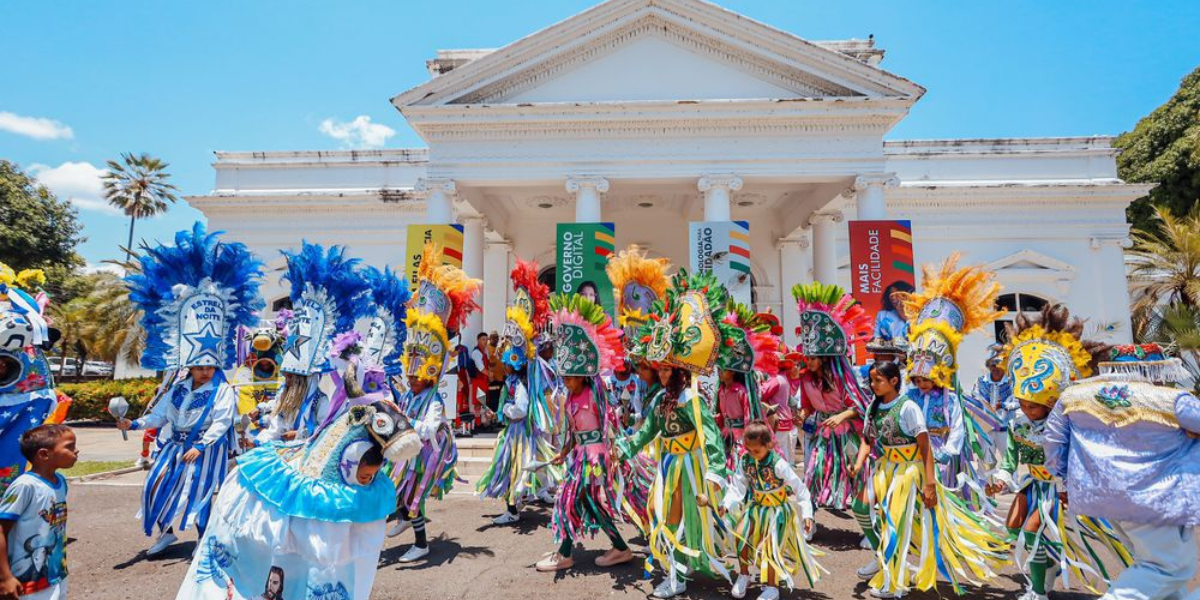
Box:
[48,298,91,376]
[82,251,145,365]
[1140,302,1200,392]
[1127,205,1200,338]
[102,153,179,261]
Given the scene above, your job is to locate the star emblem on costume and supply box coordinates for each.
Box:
[182,321,224,365]
[287,333,311,360]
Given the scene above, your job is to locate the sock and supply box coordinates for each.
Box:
[852,498,879,548]
[1030,545,1049,595]
[506,503,518,516]
[1007,526,1021,545]
[413,512,428,548]
[558,538,573,558]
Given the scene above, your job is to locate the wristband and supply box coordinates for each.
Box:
[129,420,141,431]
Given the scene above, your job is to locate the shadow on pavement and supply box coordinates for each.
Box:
[380,533,496,570]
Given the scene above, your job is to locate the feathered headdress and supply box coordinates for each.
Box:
[402,243,481,383]
[279,242,371,376]
[127,222,264,370]
[361,266,411,375]
[900,253,1002,388]
[791,282,872,358]
[606,245,671,345]
[0,262,51,352]
[634,269,736,375]
[719,303,780,375]
[500,260,549,369]
[791,282,873,411]
[1001,304,1108,407]
[548,293,624,377]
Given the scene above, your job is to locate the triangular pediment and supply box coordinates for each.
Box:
[987,250,1075,274]
[393,0,924,108]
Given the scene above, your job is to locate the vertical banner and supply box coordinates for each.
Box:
[405,224,464,291]
[848,220,915,358]
[556,222,616,315]
[690,221,752,306]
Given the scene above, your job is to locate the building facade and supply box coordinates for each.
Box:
[188,0,1150,380]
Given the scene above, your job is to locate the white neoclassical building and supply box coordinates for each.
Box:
[188,0,1150,380]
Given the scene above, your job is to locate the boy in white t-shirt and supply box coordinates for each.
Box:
[0,424,78,600]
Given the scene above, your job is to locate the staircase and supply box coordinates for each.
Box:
[455,436,498,480]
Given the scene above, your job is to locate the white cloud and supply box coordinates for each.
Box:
[28,161,120,215]
[0,111,74,141]
[318,115,395,149]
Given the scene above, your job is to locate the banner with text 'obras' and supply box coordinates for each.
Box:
[689,221,752,306]
[556,222,615,316]
[405,224,464,292]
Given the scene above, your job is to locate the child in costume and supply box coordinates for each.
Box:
[791,282,872,512]
[714,304,778,471]
[177,388,423,600]
[609,361,646,431]
[535,294,634,572]
[233,321,286,448]
[972,345,1014,470]
[898,254,1003,506]
[118,224,262,556]
[1044,342,1197,600]
[719,420,823,600]
[0,265,60,494]
[616,270,734,599]
[257,243,370,444]
[851,360,1008,598]
[477,260,560,523]
[987,305,1129,600]
[386,243,480,563]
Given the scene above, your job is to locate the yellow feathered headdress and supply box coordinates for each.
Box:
[900,253,1003,388]
[403,243,481,383]
[606,245,670,346]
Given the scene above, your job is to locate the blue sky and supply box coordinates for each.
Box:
[3,0,1197,266]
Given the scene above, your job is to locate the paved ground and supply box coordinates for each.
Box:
[71,423,143,462]
[69,475,1194,600]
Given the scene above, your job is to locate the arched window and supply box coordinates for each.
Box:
[993,292,1049,342]
[272,297,293,312]
[537,266,556,293]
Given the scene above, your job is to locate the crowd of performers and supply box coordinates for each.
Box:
[4,222,1196,600]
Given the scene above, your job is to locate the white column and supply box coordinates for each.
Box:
[416,178,456,224]
[1092,236,1135,344]
[460,215,486,341]
[698,174,742,222]
[852,173,899,221]
[566,176,609,222]
[482,240,511,338]
[778,236,811,346]
[809,211,843,285]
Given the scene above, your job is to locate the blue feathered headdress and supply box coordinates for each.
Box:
[127,222,264,370]
[279,242,371,375]
[361,266,411,375]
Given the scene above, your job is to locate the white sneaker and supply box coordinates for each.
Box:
[397,545,429,563]
[652,577,687,599]
[859,535,873,550]
[537,490,556,504]
[757,586,779,600]
[856,559,881,580]
[1018,590,1048,600]
[135,456,150,469]
[147,531,178,556]
[492,511,520,525]
[804,523,816,542]
[731,574,749,599]
[387,519,412,538]
[869,588,905,599]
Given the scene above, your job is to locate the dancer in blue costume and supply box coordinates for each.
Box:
[256,242,370,444]
[117,224,263,556]
[0,264,61,494]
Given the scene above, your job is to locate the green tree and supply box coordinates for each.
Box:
[1114,66,1200,232]
[81,255,144,364]
[1127,206,1200,337]
[1140,303,1200,393]
[102,153,179,261]
[0,160,85,272]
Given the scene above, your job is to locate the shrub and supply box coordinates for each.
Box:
[58,377,162,422]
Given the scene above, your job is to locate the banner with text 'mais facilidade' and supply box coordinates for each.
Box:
[405,224,464,292]
[689,221,752,306]
[848,220,914,355]
[556,222,615,316]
